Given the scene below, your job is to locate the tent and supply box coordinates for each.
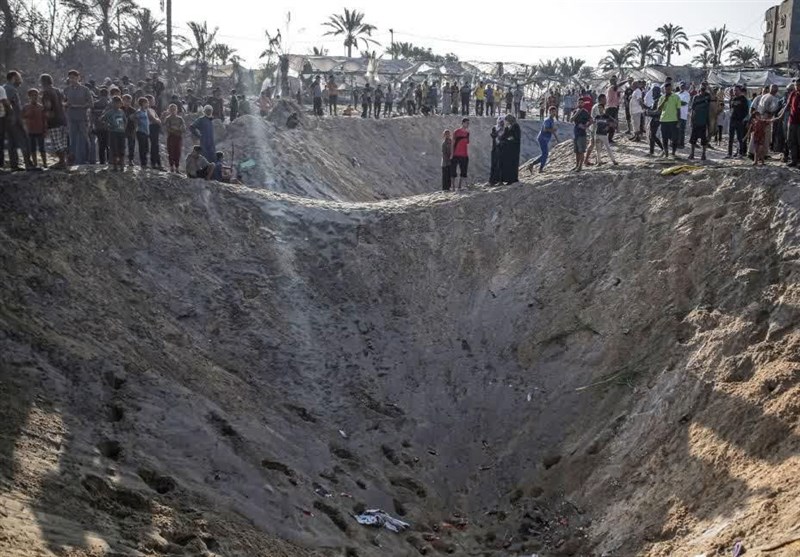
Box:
[706,69,793,88]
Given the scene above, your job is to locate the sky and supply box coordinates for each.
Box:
[136,0,778,68]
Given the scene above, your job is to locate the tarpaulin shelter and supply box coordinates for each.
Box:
[705,69,793,88]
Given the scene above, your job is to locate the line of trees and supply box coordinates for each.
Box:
[600,23,761,71]
[0,0,243,95]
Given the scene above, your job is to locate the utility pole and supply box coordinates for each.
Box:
[166,0,173,89]
[390,29,395,59]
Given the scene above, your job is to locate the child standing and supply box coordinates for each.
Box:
[102,95,128,171]
[163,103,186,173]
[22,88,47,168]
[145,94,163,170]
[441,129,453,191]
[749,113,776,166]
[122,94,137,166]
[133,97,152,167]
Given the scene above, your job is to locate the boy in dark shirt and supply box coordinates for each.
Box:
[22,88,48,168]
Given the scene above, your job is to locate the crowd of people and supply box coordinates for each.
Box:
[308,76,530,120]
[3,66,800,182]
[0,69,250,178]
[535,75,800,173]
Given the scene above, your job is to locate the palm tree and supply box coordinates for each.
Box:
[212,43,236,66]
[122,8,166,77]
[64,0,137,54]
[692,50,713,69]
[310,46,329,56]
[537,59,560,78]
[656,23,689,66]
[628,35,660,68]
[322,8,378,57]
[558,57,586,79]
[180,20,219,96]
[600,47,634,72]
[694,26,738,67]
[728,45,760,67]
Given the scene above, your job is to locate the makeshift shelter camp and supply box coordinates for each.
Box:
[706,68,794,89]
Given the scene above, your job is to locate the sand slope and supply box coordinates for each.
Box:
[1,160,799,557]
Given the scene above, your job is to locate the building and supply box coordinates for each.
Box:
[764,0,800,66]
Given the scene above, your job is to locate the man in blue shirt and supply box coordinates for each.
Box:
[537,106,560,172]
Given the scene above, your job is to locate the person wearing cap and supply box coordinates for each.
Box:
[677,82,691,149]
[189,105,216,161]
[63,69,94,165]
[657,81,682,159]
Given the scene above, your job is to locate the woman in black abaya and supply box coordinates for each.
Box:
[489,116,505,185]
[500,114,521,184]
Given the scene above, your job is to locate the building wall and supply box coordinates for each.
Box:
[764,0,800,66]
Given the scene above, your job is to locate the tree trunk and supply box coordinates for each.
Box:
[0,0,16,69]
[200,60,208,96]
[166,0,173,89]
[666,49,671,67]
[279,54,289,98]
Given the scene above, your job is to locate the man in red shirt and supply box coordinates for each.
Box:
[787,80,800,167]
[580,89,594,113]
[452,118,470,190]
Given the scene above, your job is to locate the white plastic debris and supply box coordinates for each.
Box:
[354,509,410,533]
[339,429,348,438]
[527,393,532,402]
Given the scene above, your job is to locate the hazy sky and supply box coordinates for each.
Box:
[137,0,776,67]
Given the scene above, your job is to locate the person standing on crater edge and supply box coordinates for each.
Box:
[452,118,470,190]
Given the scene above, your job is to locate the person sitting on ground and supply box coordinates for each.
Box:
[441,129,454,191]
[286,112,300,129]
[537,106,560,173]
[185,145,212,179]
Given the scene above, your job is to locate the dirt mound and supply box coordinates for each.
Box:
[223,114,570,201]
[1,165,799,557]
[265,99,309,129]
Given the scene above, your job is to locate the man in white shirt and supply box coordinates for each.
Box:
[630,80,644,141]
[758,84,780,154]
[678,82,691,149]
